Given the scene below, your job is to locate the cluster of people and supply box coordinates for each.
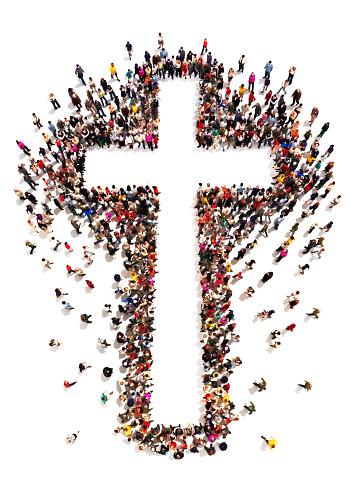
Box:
[15,36,339,456]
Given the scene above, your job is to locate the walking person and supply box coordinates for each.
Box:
[62,301,74,310]
[306,308,320,318]
[42,258,53,269]
[64,380,77,388]
[25,240,37,254]
[79,362,92,373]
[261,436,277,449]
[244,402,256,414]
[49,339,62,347]
[75,64,86,85]
[298,264,310,275]
[253,378,266,392]
[298,380,312,392]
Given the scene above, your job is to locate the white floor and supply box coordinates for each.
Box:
[1,2,359,478]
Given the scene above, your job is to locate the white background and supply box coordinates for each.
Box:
[1,1,358,478]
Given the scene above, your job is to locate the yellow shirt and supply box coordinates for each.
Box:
[109,65,116,74]
[268,438,277,449]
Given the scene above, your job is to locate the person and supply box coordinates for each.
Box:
[79,362,92,373]
[75,64,86,85]
[109,62,119,80]
[32,113,43,129]
[42,258,53,269]
[64,380,77,388]
[25,240,36,254]
[48,93,61,109]
[103,367,113,378]
[64,241,73,252]
[245,259,256,270]
[248,72,255,92]
[244,402,256,414]
[306,308,320,318]
[261,436,277,449]
[238,55,246,73]
[55,288,68,298]
[98,338,111,349]
[317,122,330,138]
[66,432,80,444]
[81,314,92,324]
[101,391,114,405]
[310,107,319,126]
[287,66,296,84]
[262,271,273,283]
[253,378,266,392]
[329,195,341,208]
[49,339,62,347]
[298,380,312,392]
[263,61,273,79]
[85,280,95,289]
[157,33,164,49]
[244,286,255,298]
[298,264,310,275]
[286,323,296,332]
[201,38,208,55]
[62,301,74,310]
[321,144,334,158]
[125,41,133,59]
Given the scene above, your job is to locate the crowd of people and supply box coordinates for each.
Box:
[15,35,339,457]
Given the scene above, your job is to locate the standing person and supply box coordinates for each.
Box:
[201,38,208,55]
[309,107,319,126]
[291,88,302,106]
[157,33,164,49]
[287,66,296,84]
[109,62,119,80]
[306,308,320,318]
[48,93,61,109]
[66,432,80,444]
[75,64,86,85]
[238,55,246,73]
[248,72,255,93]
[25,240,37,254]
[125,41,133,59]
[298,380,312,392]
[261,436,277,449]
[253,378,266,391]
[263,60,273,79]
[32,113,43,129]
